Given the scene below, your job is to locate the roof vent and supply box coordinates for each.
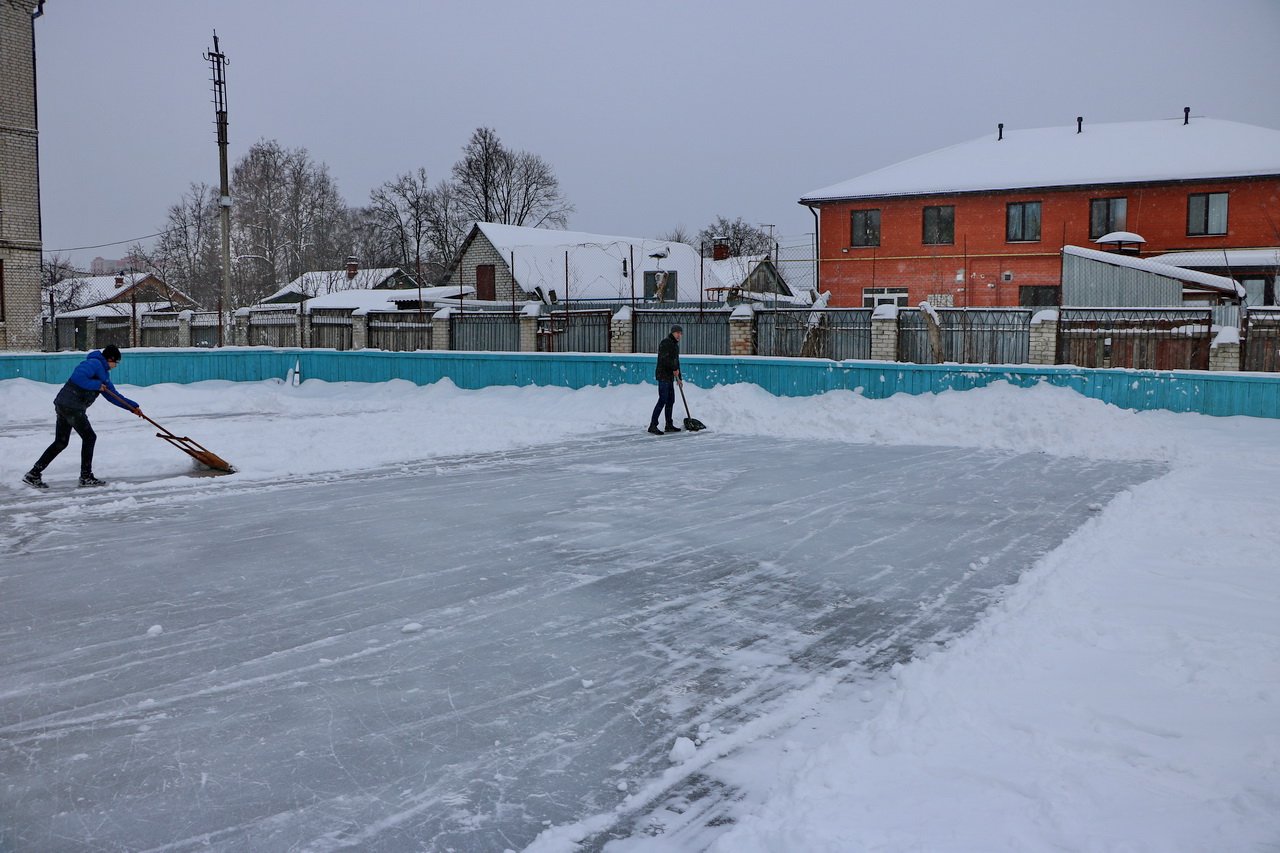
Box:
[1184,106,1190,125]
[997,123,1004,141]
[1076,116,1083,134]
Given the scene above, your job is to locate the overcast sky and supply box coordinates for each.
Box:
[33,0,1280,271]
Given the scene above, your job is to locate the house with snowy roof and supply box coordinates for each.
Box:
[445,222,726,305]
[45,271,195,316]
[800,113,1280,310]
[258,257,416,305]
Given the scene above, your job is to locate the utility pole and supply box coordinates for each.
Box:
[205,33,231,345]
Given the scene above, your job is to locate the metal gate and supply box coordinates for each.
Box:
[190,312,221,348]
[309,309,353,350]
[1057,308,1212,370]
[95,316,131,349]
[633,309,730,355]
[451,311,521,352]
[756,308,872,360]
[249,309,302,348]
[368,311,432,352]
[537,310,611,352]
[898,308,1031,364]
[141,312,181,348]
[1243,308,1280,371]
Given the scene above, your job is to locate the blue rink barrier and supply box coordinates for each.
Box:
[2,349,1278,419]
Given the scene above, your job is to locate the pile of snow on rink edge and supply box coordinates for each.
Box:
[2,376,1277,852]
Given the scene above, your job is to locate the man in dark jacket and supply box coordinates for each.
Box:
[24,344,144,488]
[648,325,683,435]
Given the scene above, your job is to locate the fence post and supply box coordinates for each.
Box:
[611,306,633,354]
[351,310,369,350]
[233,309,250,346]
[84,318,97,351]
[1028,309,1059,365]
[432,306,452,351]
[1209,325,1242,371]
[177,310,193,348]
[870,304,898,361]
[729,303,755,356]
[519,303,540,352]
[299,308,311,348]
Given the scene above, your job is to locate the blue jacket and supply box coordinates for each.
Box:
[53,351,138,412]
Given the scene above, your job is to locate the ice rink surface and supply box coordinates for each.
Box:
[0,429,1160,852]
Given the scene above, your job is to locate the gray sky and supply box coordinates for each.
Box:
[34,0,1280,272]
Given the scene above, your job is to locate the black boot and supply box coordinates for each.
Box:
[664,424,682,433]
[647,425,663,435]
[79,474,106,487]
[23,470,48,489]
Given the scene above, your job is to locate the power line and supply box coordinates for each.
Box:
[43,230,173,254]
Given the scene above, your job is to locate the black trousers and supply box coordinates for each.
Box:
[650,380,676,428]
[32,405,96,478]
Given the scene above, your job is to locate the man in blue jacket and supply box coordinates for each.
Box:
[23,344,144,488]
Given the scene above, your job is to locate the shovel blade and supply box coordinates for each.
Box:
[683,417,707,432]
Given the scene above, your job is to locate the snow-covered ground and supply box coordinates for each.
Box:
[1,374,1277,852]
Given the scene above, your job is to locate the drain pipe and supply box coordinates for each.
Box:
[804,202,821,299]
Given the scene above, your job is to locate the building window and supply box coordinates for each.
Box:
[1089,197,1127,238]
[1006,201,1041,242]
[475,264,496,300]
[1187,192,1228,236]
[850,209,880,247]
[922,205,954,245]
[862,286,908,308]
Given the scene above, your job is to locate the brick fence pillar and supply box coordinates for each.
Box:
[431,307,452,351]
[1209,326,1242,371]
[611,306,633,354]
[1028,309,1059,365]
[519,303,541,352]
[84,318,97,351]
[729,304,754,356]
[177,310,193,348]
[351,312,369,350]
[869,304,898,361]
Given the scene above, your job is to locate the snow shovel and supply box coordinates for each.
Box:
[678,382,707,432]
[103,387,236,474]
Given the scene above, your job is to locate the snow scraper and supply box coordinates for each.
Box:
[103,387,236,474]
[679,383,707,432]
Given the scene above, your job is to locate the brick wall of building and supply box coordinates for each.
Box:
[813,176,1280,309]
[451,234,524,302]
[0,1,43,350]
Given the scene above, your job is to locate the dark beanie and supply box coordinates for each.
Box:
[102,344,122,361]
[671,324,683,333]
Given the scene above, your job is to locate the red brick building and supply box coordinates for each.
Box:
[800,115,1280,309]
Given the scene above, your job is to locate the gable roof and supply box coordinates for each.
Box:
[47,272,190,310]
[459,222,726,302]
[262,268,408,303]
[802,118,1280,203]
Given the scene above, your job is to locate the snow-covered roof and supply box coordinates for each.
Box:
[47,272,187,310]
[471,222,726,302]
[1062,245,1245,296]
[704,255,810,305]
[802,118,1280,202]
[1151,248,1280,269]
[53,300,178,319]
[298,286,478,313]
[263,268,407,302]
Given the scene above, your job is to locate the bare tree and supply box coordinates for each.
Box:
[451,127,572,229]
[423,178,469,278]
[40,253,84,313]
[696,216,776,258]
[132,183,222,308]
[656,225,694,245]
[231,139,353,305]
[365,168,435,283]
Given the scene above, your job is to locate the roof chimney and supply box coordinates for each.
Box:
[997,123,1004,141]
[1184,106,1190,125]
[345,256,359,280]
[712,238,730,261]
[1076,116,1083,134]
[114,274,125,288]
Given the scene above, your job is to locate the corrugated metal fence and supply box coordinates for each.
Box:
[633,308,730,354]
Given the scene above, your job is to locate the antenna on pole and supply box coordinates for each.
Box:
[204,32,232,345]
